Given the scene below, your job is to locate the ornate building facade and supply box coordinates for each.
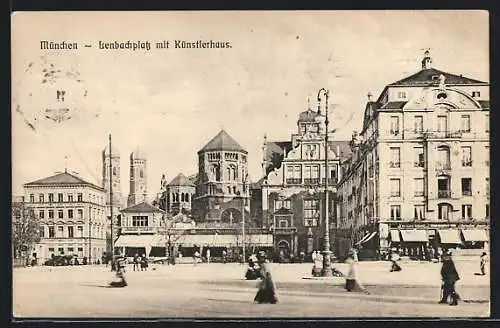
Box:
[127,147,148,207]
[162,173,196,215]
[335,51,490,260]
[253,103,351,260]
[102,144,123,252]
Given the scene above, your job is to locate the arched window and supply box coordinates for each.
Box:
[140,170,144,178]
[113,167,117,176]
[227,167,231,181]
[186,193,190,202]
[181,193,185,202]
[438,203,453,221]
[176,193,179,202]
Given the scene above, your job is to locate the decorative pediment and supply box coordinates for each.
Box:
[404,88,481,111]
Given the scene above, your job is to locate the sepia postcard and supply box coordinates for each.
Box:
[11,10,490,319]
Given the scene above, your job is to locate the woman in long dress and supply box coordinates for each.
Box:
[254,251,278,304]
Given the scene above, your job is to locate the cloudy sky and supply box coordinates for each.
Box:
[11,10,489,197]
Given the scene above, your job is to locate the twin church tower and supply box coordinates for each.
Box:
[101,144,148,212]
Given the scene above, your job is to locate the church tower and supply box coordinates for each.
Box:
[102,144,122,212]
[127,147,148,207]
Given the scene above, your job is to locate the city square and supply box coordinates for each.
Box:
[13,260,489,318]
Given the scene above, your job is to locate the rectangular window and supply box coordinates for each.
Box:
[414,205,425,220]
[67,247,74,253]
[39,194,44,203]
[58,193,63,202]
[39,210,44,219]
[414,147,425,167]
[390,178,401,197]
[58,210,63,219]
[29,194,35,202]
[390,147,401,168]
[57,226,64,237]
[462,147,472,167]
[77,209,83,219]
[414,115,423,133]
[39,227,45,238]
[58,247,64,255]
[486,204,490,219]
[77,193,83,202]
[437,115,448,133]
[278,219,288,228]
[390,205,401,221]
[461,178,472,196]
[48,193,54,202]
[390,116,400,135]
[397,91,407,99]
[68,194,73,202]
[48,226,55,238]
[414,178,424,196]
[132,216,149,227]
[274,199,291,210]
[68,226,74,238]
[472,91,481,98]
[68,209,73,219]
[77,226,83,237]
[461,115,471,133]
[48,210,54,219]
[303,199,319,227]
[462,204,473,220]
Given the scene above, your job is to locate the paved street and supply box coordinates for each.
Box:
[13,261,489,318]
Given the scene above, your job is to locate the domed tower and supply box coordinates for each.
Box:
[102,144,122,210]
[192,130,249,222]
[127,147,148,207]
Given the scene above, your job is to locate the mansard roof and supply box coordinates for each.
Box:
[24,171,103,190]
[389,68,487,87]
[199,130,247,154]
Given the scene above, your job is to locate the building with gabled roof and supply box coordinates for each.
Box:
[23,169,107,263]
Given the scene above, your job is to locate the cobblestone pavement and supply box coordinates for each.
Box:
[13,261,489,318]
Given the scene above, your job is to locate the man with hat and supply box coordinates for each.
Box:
[439,251,460,305]
[480,252,488,276]
[253,251,278,304]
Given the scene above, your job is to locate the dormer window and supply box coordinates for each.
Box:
[397,91,407,99]
[472,91,481,98]
[432,75,440,81]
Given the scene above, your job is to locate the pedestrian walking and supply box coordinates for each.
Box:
[389,249,402,272]
[194,250,200,266]
[344,252,370,294]
[253,251,278,304]
[480,252,488,276]
[222,249,227,264]
[206,249,211,264]
[109,255,128,288]
[439,251,460,306]
[140,254,148,271]
[311,250,317,263]
[133,253,139,271]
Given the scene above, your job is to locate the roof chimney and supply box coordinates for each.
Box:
[421,49,432,70]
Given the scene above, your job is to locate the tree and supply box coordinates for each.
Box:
[161,213,191,263]
[12,201,41,261]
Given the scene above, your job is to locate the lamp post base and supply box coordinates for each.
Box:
[321,250,333,277]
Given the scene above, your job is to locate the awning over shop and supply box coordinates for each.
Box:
[390,230,400,242]
[437,230,462,244]
[356,232,377,245]
[173,234,273,247]
[400,230,428,242]
[115,235,158,248]
[461,229,488,242]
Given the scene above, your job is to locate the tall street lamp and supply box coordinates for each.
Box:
[316,87,333,277]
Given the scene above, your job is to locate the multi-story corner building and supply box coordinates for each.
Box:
[23,170,107,263]
[252,104,351,260]
[127,147,148,207]
[162,173,196,215]
[335,51,490,260]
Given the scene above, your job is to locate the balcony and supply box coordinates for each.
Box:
[461,160,473,167]
[304,178,320,185]
[424,131,463,139]
[413,161,425,168]
[273,227,298,234]
[321,178,336,185]
[286,178,302,185]
[462,191,472,196]
[389,162,401,168]
[435,162,451,170]
[438,190,451,198]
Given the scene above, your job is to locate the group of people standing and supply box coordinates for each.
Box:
[133,253,149,271]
